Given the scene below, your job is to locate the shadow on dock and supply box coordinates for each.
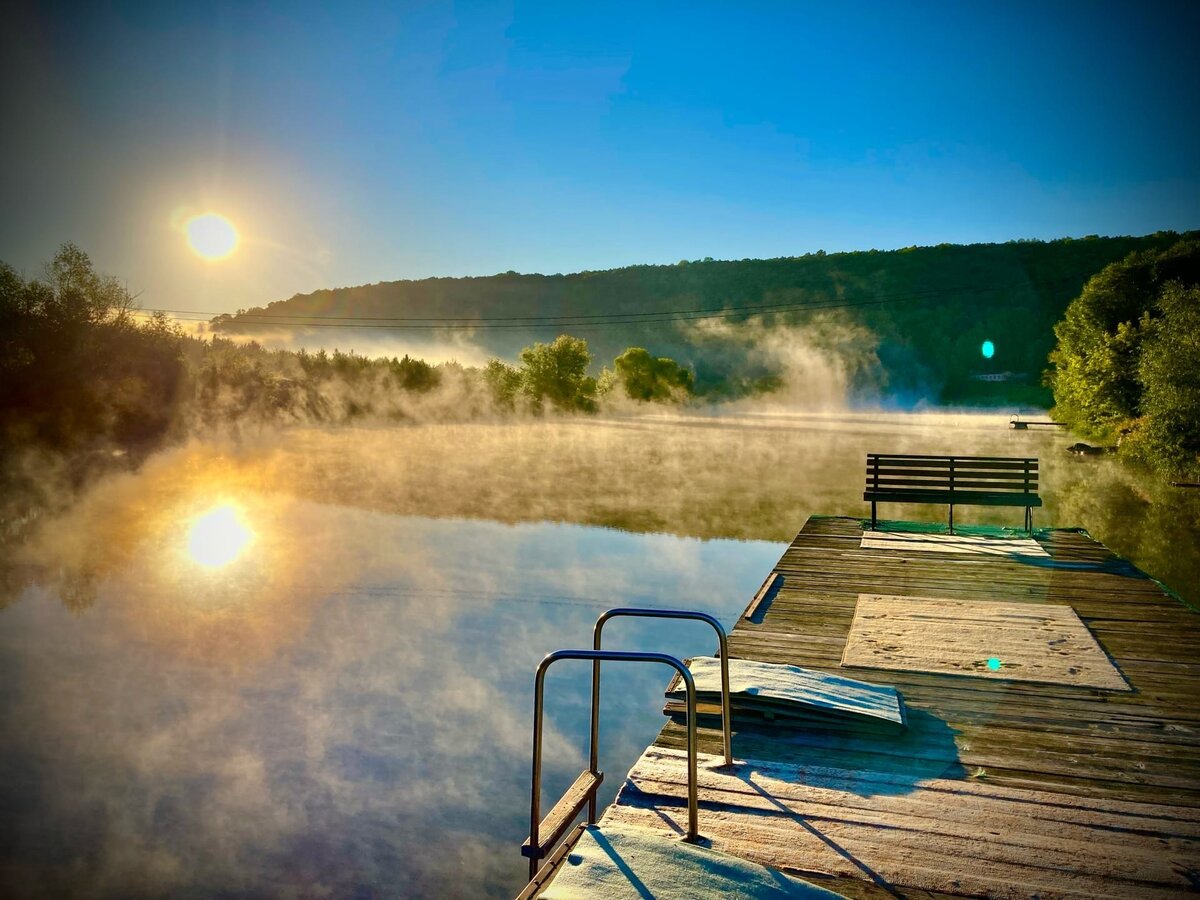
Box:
[730,707,964,798]
[738,774,901,896]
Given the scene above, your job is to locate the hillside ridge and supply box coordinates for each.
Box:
[213,231,1197,404]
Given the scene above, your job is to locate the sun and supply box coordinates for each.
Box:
[184,212,240,260]
[187,502,255,568]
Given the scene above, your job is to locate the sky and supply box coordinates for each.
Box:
[2,0,1198,315]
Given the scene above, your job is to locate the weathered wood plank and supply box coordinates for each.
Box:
[744,572,784,621]
[840,594,1131,691]
[597,515,1200,898]
[605,747,1200,899]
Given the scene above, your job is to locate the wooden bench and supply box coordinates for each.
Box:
[864,453,1041,533]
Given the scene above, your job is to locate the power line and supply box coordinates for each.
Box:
[129,273,1085,331]
[136,279,1033,323]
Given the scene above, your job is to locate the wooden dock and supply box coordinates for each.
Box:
[598,515,1200,898]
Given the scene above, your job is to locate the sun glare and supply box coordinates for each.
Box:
[187,503,255,568]
[184,212,240,260]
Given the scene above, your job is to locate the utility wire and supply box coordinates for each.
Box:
[128,273,1084,331]
[135,278,1042,323]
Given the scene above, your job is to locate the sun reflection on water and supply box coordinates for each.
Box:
[187,502,255,568]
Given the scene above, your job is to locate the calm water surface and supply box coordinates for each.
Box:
[1,488,779,898]
[3,411,1197,898]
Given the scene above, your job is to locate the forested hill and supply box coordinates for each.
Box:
[212,232,1197,404]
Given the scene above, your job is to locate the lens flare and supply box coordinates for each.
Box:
[981,340,995,359]
[187,503,254,568]
[184,212,239,260]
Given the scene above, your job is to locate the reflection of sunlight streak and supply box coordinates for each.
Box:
[188,503,255,568]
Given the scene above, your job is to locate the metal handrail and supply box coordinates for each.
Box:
[590,608,733,783]
[529,649,699,881]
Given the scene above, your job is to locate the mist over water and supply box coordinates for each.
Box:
[140,410,1195,596]
[1,411,1196,898]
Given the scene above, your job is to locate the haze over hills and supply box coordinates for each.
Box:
[212,232,1197,405]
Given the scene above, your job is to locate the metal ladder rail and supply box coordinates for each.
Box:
[590,608,733,817]
[526,649,699,882]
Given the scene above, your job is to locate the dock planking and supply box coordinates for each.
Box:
[597,516,1200,897]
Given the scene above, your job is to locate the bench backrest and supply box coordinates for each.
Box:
[865,454,1039,497]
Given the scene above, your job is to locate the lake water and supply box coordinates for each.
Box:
[2,411,1197,898]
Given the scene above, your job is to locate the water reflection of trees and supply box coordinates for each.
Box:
[6,417,1197,617]
[1049,458,1200,607]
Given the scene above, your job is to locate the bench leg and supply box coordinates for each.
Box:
[1025,506,1032,535]
[949,504,954,535]
[871,501,877,530]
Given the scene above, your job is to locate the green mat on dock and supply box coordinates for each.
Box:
[867,519,1045,539]
[540,824,838,899]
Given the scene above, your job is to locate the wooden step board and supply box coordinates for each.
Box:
[525,823,839,899]
[522,770,604,863]
[664,656,907,732]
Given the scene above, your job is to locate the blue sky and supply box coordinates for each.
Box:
[2,1,1197,314]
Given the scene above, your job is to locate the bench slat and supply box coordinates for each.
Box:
[866,457,1036,471]
[866,453,1038,462]
[864,490,1042,507]
[864,487,1041,496]
[865,468,1038,481]
[866,478,1037,491]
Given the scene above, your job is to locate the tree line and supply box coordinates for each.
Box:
[0,245,704,533]
[216,231,1198,405]
[6,237,1197,541]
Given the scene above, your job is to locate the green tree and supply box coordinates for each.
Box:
[390,354,440,392]
[612,347,694,401]
[596,366,618,397]
[519,335,597,413]
[1,244,184,449]
[39,242,136,328]
[1047,240,1200,437]
[1,244,189,563]
[482,359,523,410]
[1129,282,1200,475]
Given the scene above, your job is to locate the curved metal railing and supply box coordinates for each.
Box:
[590,608,733,778]
[527,649,699,881]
